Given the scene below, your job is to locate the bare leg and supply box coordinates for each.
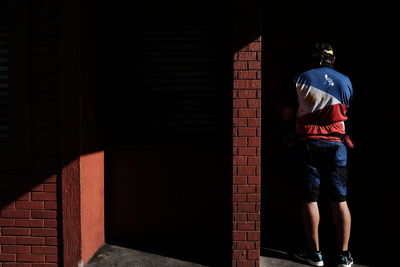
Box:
[302,202,320,251]
[331,201,351,251]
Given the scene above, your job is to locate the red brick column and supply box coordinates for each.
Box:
[232,1,262,264]
[60,0,105,265]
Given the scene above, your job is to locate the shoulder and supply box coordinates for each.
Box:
[295,68,327,86]
[295,69,315,83]
[298,68,317,77]
[329,68,352,84]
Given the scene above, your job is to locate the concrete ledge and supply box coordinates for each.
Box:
[86,244,207,267]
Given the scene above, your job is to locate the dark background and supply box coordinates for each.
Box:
[3,0,397,266]
[90,1,399,266]
[261,2,398,266]
[97,1,233,266]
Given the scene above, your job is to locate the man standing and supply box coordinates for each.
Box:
[281,43,354,267]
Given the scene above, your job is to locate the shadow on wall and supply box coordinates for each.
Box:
[1,0,263,266]
[95,0,260,266]
[261,2,398,266]
[0,0,61,265]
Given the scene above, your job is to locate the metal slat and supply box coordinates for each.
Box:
[0,3,8,147]
[112,21,224,141]
[109,23,227,143]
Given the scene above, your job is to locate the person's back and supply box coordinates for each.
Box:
[282,42,355,267]
[295,67,353,142]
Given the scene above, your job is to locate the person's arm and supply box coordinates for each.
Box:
[281,106,295,122]
[281,77,298,122]
[280,78,298,146]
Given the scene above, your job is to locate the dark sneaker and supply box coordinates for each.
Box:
[293,249,324,266]
[337,251,354,267]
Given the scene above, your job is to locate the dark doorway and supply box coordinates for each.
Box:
[261,3,396,266]
[98,1,232,266]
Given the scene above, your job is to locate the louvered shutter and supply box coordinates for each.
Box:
[0,1,8,147]
[107,18,226,144]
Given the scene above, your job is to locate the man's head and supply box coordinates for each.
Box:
[311,42,336,68]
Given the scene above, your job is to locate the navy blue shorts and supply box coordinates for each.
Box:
[291,140,348,202]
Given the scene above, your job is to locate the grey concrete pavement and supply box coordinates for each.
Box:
[86,244,370,267]
[260,256,369,267]
[260,248,369,267]
[86,244,206,267]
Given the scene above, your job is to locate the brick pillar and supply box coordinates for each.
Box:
[60,0,105,265]
[232,1,262,266]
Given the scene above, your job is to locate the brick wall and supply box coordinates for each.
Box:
[0,0,60,266]
[232,37,262,267]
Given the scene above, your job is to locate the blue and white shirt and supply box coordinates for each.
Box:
[293,67,353,142]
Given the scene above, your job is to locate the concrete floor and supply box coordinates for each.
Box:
[86,244,207,267]
[260,248,368,267]
[86,244,369,267]
[261,256,368,267]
